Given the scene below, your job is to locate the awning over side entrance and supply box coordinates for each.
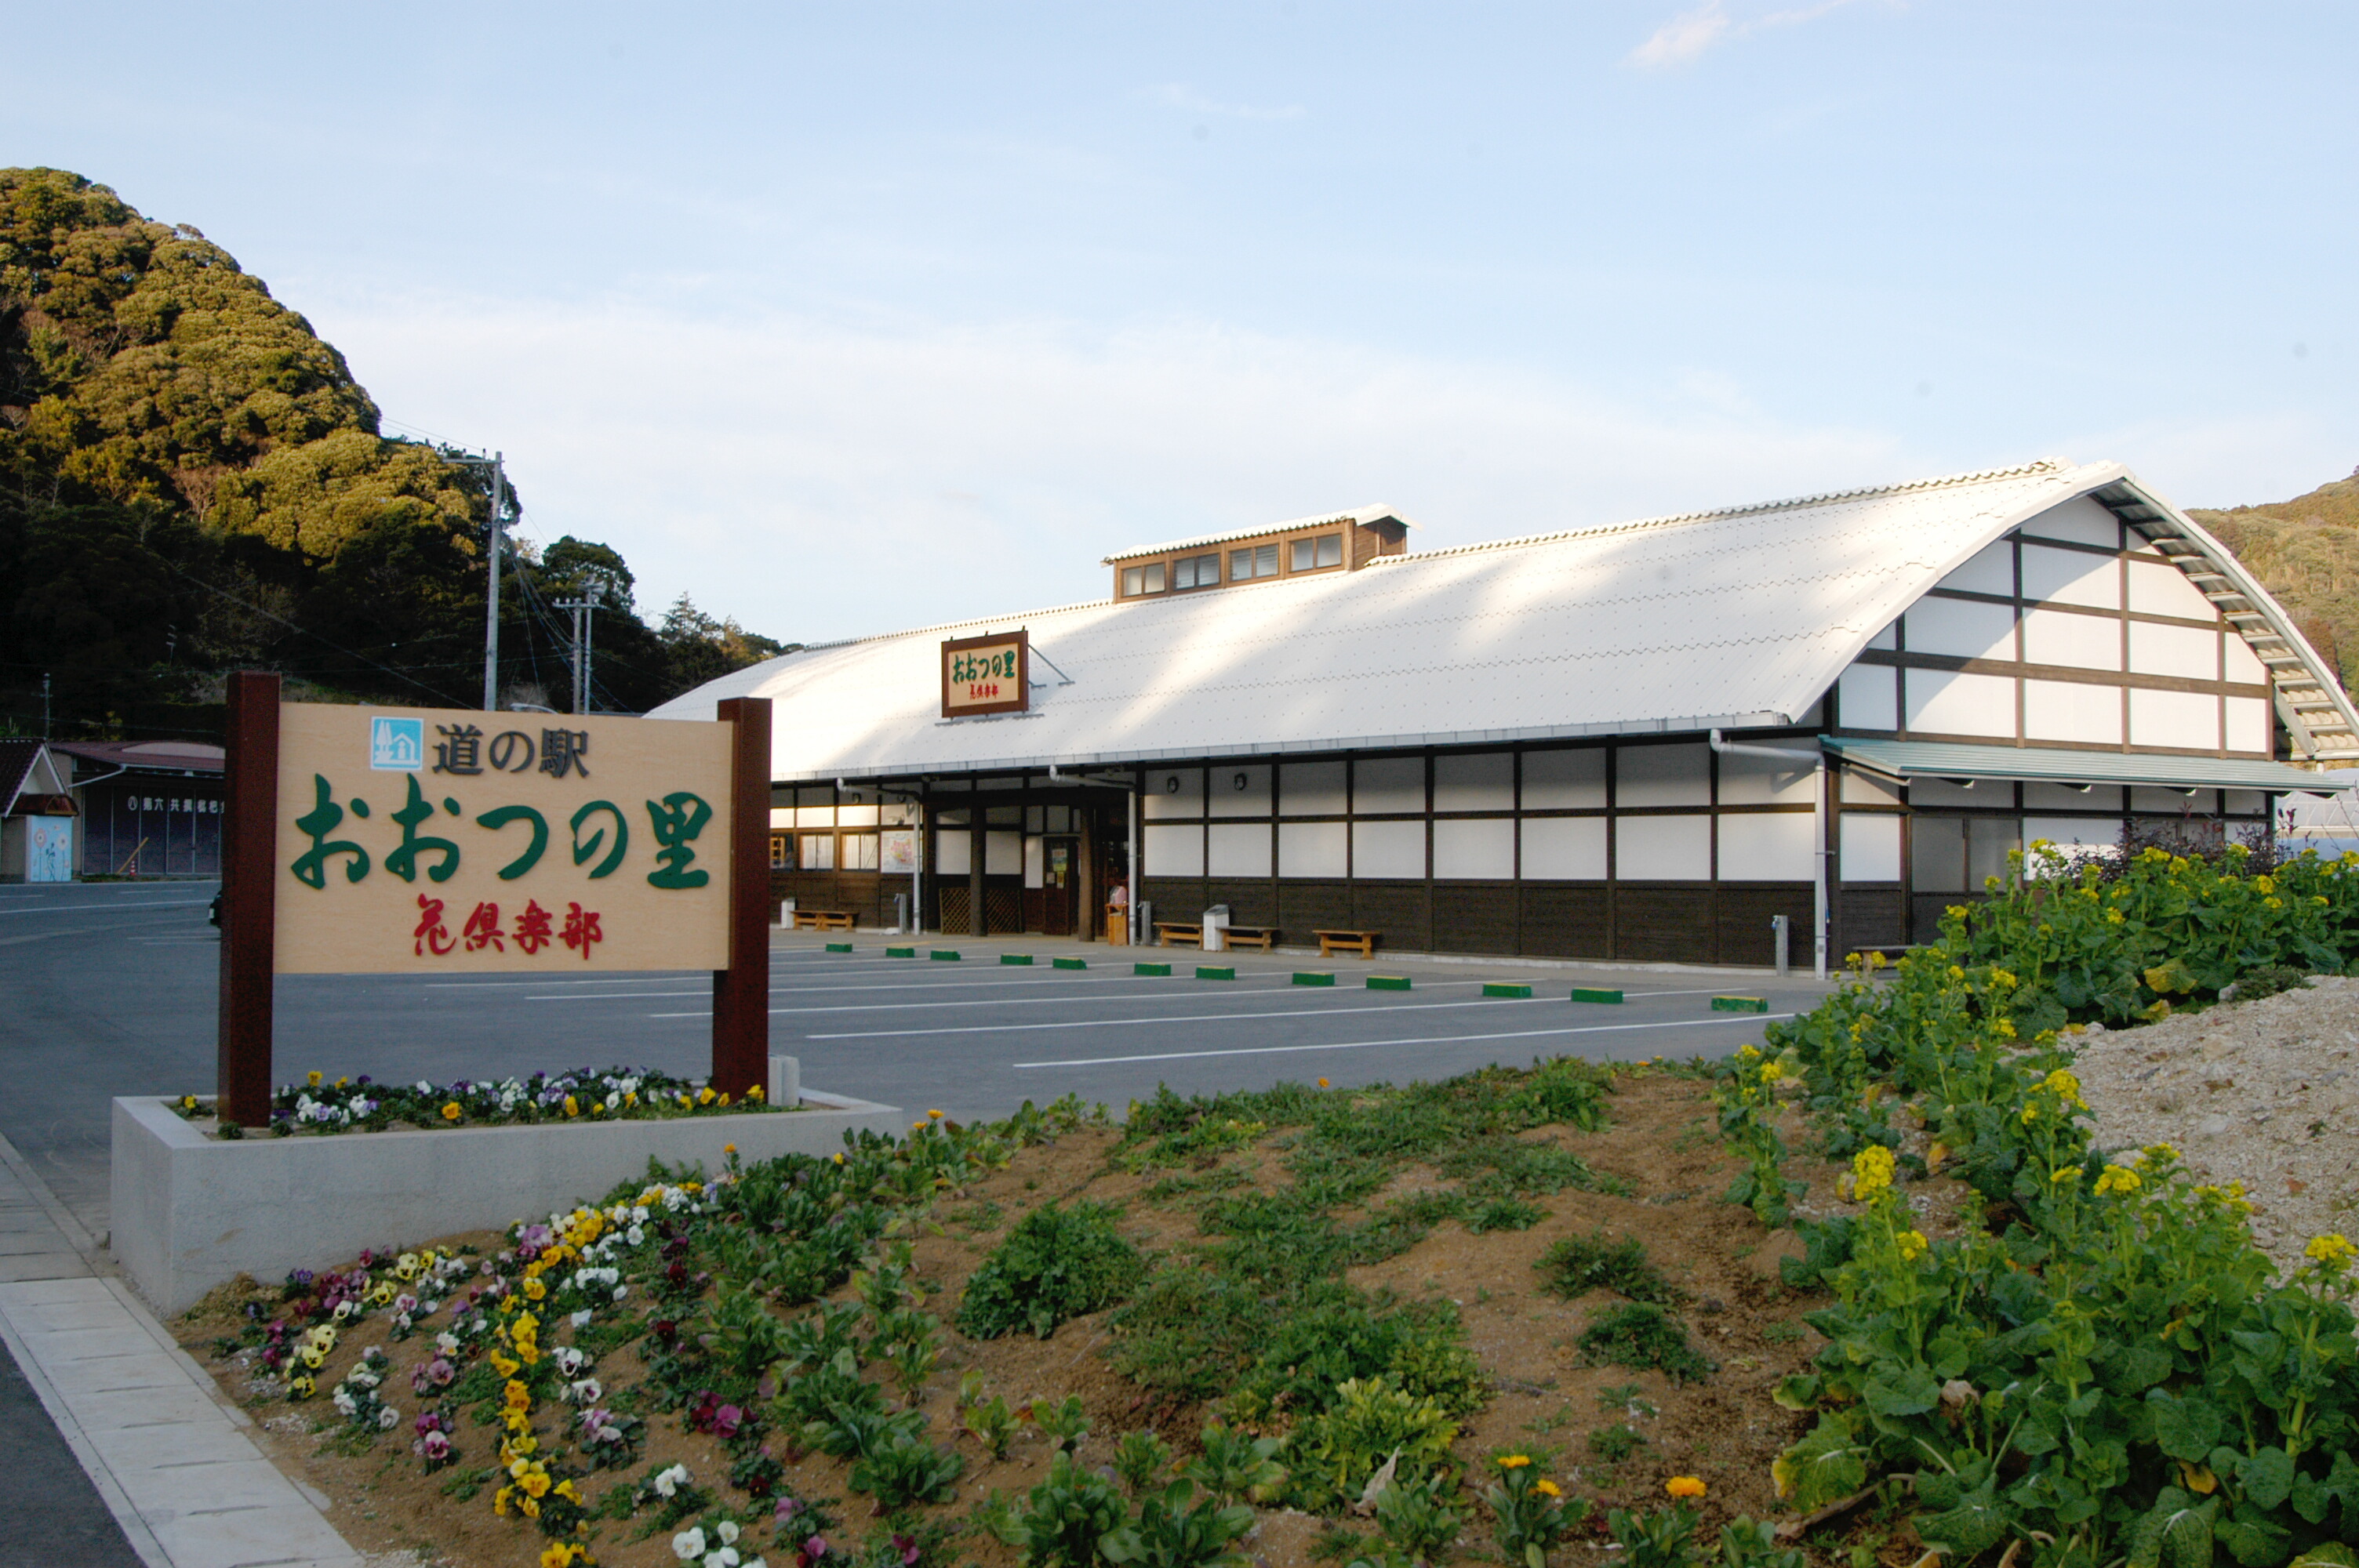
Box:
[1823,739,2351,793]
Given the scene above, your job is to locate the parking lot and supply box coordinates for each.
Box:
[0,881,1839,1236]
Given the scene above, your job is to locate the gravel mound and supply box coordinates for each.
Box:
[2072,975,2359,1276]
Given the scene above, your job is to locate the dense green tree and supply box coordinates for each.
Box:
[2190,472,2359,694]
[0,168,790,737]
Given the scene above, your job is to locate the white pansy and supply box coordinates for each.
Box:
[671,1526,707,1561]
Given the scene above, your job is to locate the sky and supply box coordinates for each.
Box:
[6,2,2356,644]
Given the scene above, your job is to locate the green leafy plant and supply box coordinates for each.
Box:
[1478,1455,1579,1567]
[1536,1230,1684,1305]
[1184,1425,1288,1504]
[1100,1478,1256,1568]
[1576,1304,1713,1385]
[1372,1469,1466,1563]
[1587,1425,1645,1464]
[1290,1376,1460,1510]
[958,1201,1145,1341]
[962,1386,1023,1461]
[1712,1518,1805,1568]
[1002,1450,1130,1568]
[1031,1394,1092,1454]
[1607,1504,1702,1568]
[847,1426,965,1509]
[1114,1430,1175,1495]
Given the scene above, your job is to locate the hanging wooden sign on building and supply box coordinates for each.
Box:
[940,629,1028,719]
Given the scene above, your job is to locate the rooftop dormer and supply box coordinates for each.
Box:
[1103,505,1414,601]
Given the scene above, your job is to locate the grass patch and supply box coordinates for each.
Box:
[1576,1303,1714,1384]
[1535,1229,1685,1305]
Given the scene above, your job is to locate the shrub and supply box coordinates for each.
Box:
[1576,1304,1713,1385]
[1100,1479,1256,1568]
[958,1201,1144,1341]
[1114,1430,1175,1495]
[2227,962,2313,1003]
[1535,1230,1683,1305]
[1372,1470,1466,1563]
[846,1426,965,1508]
[1288,1376,1460,1511]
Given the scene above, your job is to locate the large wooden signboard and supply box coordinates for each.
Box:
[940,629,1028,718]
[217,673,772,1123]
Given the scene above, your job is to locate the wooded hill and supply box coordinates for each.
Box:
[0,167,788,741]
[2190,474,2359,696]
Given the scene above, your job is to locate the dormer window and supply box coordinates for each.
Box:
[1230,543,1278,579]
[1171,552,1221,590]
[1291,533,1343,572]
[1121,562,1168,596]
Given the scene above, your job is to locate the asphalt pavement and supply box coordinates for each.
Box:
[0,878,1840,1242]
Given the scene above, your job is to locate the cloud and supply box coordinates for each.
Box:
[1627,0,1866,70]
[304,285,1904,644]
[1144,83,1308,122]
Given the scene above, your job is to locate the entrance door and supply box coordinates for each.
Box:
[1041,837,1079,937]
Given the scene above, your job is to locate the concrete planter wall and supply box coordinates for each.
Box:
[112,1059,905,1313]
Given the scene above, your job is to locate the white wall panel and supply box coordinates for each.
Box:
[1206,824,1271,877]
[1280,761,1347,815]
[2226,697,2271,754]
[1906,670,2017,739]
[2128,621,2219,681]
[1843,770,1900,804]
[2128,559,2220,621]
[2025,783,2124,811]
[2022,608,2121,670]
[2225,636,2268,684]
[1717,749,1816,805]
[1839,813,1903,881]
[2020,497,2122,549]
[1023,837,1045,888]
[2022,544,2121,609]
[1143,822,1202,877]
[2224,789,2266,816]
[1433,818,1514,879]
[1837,664,1898,731]
[2129,688,2219,750]
[1433,753,1513,811]
[1906,597,2018,660]
[2024,679,2123,745]
[1521,748,1605,808]
[936,833,969,875]
[1520,817,1606,880]
[1143,768,1203,819]
[1937,540,2015,597]
[1351,819,1426,878]
[1868,621,1899,650]
[1615,815,1710,880]
[1616,743,1710,806]
[1207,764,1271,818]
[987,831,1023,875]
[1717,812,1814,880]
[1278,821,1347,877]
[1354,757,1425,813]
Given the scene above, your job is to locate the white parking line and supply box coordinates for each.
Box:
[1011,1012,1797,1068]
[523,972,1322,1002]
[790,995,1542,1037]
[0,899,213,916]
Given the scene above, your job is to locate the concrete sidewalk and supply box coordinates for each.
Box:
[0,1133,362,1568]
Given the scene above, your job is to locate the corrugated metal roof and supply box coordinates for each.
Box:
[1100,504,1416,564]
[1823,739,2349,793]
[651,457,2299,782]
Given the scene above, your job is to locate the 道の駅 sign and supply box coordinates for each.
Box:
[940,629,1028,718]
[272,703,734,973]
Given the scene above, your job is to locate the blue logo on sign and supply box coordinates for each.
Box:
[369,717,425,771]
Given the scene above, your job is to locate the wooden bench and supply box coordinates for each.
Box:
[1315,928,1381,959]
[1219,925,1277,952]
[1153,921,1204,948]
[790,909,856,932]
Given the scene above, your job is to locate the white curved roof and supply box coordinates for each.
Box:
[649,457,2339,782]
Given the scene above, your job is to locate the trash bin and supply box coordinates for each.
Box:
[1202,904,1230,953]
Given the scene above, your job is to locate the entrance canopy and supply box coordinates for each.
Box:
[1823,738,2350,794]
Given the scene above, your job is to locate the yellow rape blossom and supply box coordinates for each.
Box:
[1896,1230,1929,1261]
[2306,1233,2357,1268]
[1757,1062,1784,1083]
[1852,1145,1896,1201]
[2094,1165,2142,1197]
[2041,1068,2083,1105]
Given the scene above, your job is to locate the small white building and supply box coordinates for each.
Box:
[0,742,79,883]
[657,458,2356,969]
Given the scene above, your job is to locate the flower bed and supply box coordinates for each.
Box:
[180,1067,1836,1568]
[1725,844,2359,1568]
[173,1066,785,1138]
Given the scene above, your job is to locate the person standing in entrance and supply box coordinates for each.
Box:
[1107,880,1129,946]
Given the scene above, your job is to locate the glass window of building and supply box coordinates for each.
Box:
[1172,553,1222,590]
[1292,533,1343,571]
[799,832,834,870]
[1230,543,1279,579]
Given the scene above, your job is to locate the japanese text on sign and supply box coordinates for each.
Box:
[940,630,1029,718]
[271,704,732,975]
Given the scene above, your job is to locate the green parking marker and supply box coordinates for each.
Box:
[824,942,853,953]
[929,949,961,962]
[1570,986,1623,1004]
[1001,953,1034,966]
[1482,982,1533,999]
[1135,961,1172,977]
[885,946,915,959]
[1053,957,1088,971]
[1196,965,1236,981]
[1712,995,1768,1014]
[1292,971,1336,986]
[1367,975,1412,992]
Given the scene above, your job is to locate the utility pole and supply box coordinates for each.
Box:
[439,448,508,711]
[554,596,596,714]
[41,673,51,739]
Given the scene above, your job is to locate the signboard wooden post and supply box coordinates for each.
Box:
[940,629,1029,719]
[215,672,772,1122]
